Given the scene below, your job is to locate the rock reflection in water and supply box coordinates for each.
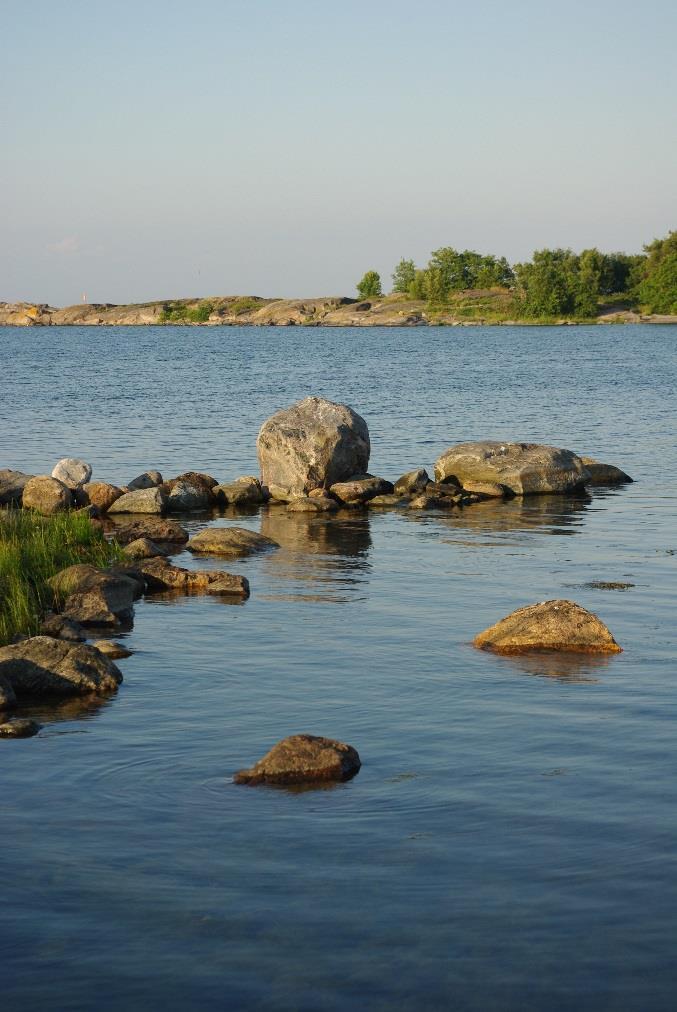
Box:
[12,693,116,728]
[499,651,612,683]
[259,506,372,603]
[424,493,592,542]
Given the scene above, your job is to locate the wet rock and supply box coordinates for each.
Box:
[0,717,41,738]
[213,476,266,506]
[394,468,430,495]
[0,469,34,505]
[460,480,510,498]
[329,474,394,504]
[39,613,86,642]
[434,441,590,495]
[138,557,250,597]
[49,564,139,626]
[108,487,168,514]
[187,527,279,558]
[164,479,211,512]
[122,537,168,559]
[0,675,16,710]
[94,640,133,659]
[257,396,370,497]
[0,636,123,698]
[368,494,409,507]
[128,470,163,490]
[234,733,361,786]
[22,475,73,514]
[51,458,92,488]
[109,517,189,545]
[80,481,124,513]
[287,495,338,512]
[473,599,622,654]
[581,457,633,486]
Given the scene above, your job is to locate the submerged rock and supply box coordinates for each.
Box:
[473,599,622,654]
[581,457,633,486]
[0,717,41,738]
[0,469,34,505]
[187,527,278,557]
[108,487,168,514]
[22,475,73,514]
[138,557,250,597]
[234,733,361,786]
[51,458,92,488]
[0,636,123,698]
[110,517,189,545]
[257,396,370,497]
[434,441,590,495]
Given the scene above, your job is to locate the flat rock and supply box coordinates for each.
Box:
[187,527,279,557]
[108,487,168,514]
[213,477,266,506]
[110,517,189,545]
[473,599,622,654]
[51,458,92,488]
[80,481,124,513]
[257,396,370,497]
[329,474,394,503]
[94,640,133,659]
[0,636,123,698]
[460,479,509,498]
[122,537,168,559]
[22,475,73,514]
[394,468,430,495]
[128,470,163,490]
[287,495,338,512]
[434,441,590,495]
[581,457,633,486]
[409,493,457,510]
[234,733,361,785]
[0,717,41,738]
[138,557,250,597]
[0,469,34,505]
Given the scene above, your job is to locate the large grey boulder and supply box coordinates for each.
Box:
[434,441,590,495]
[473,599,622,655]
[257,396,370,498]
[0,469,34,505]
[0,637,122,698]
[22,475,73,514]
[51,458,92,488]
[234,733,361,786]
[108,487,168,514]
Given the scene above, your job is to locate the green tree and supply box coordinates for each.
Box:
[514,249,580,317]
[391,258,416,293]
[576,248,605,316]
[356,270,382,298]
[408,270,429,300]
[636,231,677,313]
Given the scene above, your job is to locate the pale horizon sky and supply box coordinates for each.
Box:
[2,0,676,305]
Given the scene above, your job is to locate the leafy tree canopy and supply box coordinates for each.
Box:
[357,270,382,298]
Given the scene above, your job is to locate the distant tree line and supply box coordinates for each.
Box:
[357,230,677,317]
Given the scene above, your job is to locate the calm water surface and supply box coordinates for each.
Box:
[1,325,677,1011]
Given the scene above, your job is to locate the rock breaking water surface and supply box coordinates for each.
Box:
[1,325,677,1011]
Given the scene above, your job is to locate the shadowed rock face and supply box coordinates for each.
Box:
[22,475,73,514]
[580,457,633,485]
[473,599,622,654]
[187,527,278,558]
[0,637,123,698]
[49,564,140,626]
[234,733,361,786]
[257,396,370,498]
[0,675,17,710]
[0,469,34,505]
[434,441,590,495]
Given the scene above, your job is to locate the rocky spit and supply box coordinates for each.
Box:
[0,395,634,780]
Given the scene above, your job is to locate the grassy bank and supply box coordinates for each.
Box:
[0,509,122,646]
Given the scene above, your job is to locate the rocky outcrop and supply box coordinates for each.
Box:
[580,457,633,485]
[137,557,250,597]
[0,637,123,698]
[257,396,370,498]
[187,526,278,557]
[0,469,34,505]
[22,475,73,514]
[234,733,361,785]
[434,441,590,495]
[473,599,622,654]
[108,517,188,544]
[51,458,92,488]
[108,487,168,514]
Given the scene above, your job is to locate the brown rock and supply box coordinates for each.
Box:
[213,477,266,506]
[409,493,456,510]
[49,564,139,626]
[434,441,590,495]
[286,495,338,512]
[473,599,622,654]
[234,733,361,785]
[22,475,73,514]
[163,472,218,495]
[460,480,510,498]
[138,557,249,597]
[80,482,124,513]
[368,494,409,507]
[108,487,168,514]
[109,517,189,545]
[394,468,430,495]
[329,474,394,503]
[128,470,163,490]
[122,537,168,559]
[0,636,123,698]
[187,527,279,557]
[94,640,133,659]
[39,614,86,641]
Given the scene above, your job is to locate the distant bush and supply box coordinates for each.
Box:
[159,300,214,323]
[356,271,382,298]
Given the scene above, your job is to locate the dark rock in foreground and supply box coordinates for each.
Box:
[234,733,361,786]
[0,469,34,505]
[474,599,622,654]
[49,564,139,626]
[435,441,590,495]
[0,636,123,699]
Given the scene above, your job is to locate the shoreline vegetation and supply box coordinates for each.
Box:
[2,231,676,329]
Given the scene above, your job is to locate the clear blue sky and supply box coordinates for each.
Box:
[2,0,676,304]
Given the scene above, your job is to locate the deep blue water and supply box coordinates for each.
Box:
[1,324,676,1011]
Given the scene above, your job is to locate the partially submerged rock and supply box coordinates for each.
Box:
[22,475,73,514]
[128,470,163,490]
[257,396,370,497]
[110,517,189,545]
[581,457,633,486]
[434,441,590,495]
[287,495,338,512]
[122,537,168,559]
[0,717,41,738]
[94,640,133,659]
[460,479,510,498]
[51,458,92,488]
[138,557,249,597]
[164,479,211,512]
[0,637,123,698]
[163,472,218,496]
[473,599,622,654]
[234,733,361,785]
[187,527,279,558]
[329,474,394,504]
[0,469,34,505]
[368,493,408,507]
[108,487,168,514]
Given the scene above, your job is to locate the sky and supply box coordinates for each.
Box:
[2,0,676,305]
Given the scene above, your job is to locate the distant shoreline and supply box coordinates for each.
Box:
[2,294,676,328]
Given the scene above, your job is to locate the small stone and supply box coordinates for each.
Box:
[581,458,633,486]
[128,470,163,490]
[368,494,408,507]
[234,733,361,785]
[187,527,279,557]
[460,480,509,498]
[94,640,133,659]
[138,557,249,597]
[0,718,41,738]
[409,493,456,510]
[473,599,622,655]
[122,537,168,559]
[51,458,92,488]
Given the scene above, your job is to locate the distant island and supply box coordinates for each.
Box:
[3,230,675,327]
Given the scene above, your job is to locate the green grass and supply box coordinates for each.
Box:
[158,299,214,323]
[0,509,123,646]
[225,297,265,316]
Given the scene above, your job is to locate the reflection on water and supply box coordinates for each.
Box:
[13,693,116,727]
[428,493,592,541]
[497,651,612,683]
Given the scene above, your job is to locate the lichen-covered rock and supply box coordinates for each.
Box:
[187,527,279,557]
[213,476,266,506]
[22,475,73,514]
[128,470,163,490]
[434,441,590,495]
[473,599,622,654]
[0,717,41,738]
[108,487,168,514]
[394,468,430,495]
[0,636,123,698]
[122,537,168,559]
[257,396,370,497]
[0,469,34,505]
[234,733,361,785]
[51,458,92,488]
[109,517,189,545]
[329,474,394,503]
[286,495,338,512]
[581,457,633,486]
[138,557,249,597]
[80,482,124,513]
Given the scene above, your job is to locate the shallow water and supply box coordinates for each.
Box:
[2,324,677,1011]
